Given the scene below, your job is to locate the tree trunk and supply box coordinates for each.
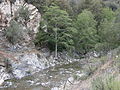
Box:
[55,28,58,60]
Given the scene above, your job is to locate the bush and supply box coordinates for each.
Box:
[92,75,120,90]
[95,42,111,54]
[85,64,98,76]
[15,6,30,21]
[5,20,26,44]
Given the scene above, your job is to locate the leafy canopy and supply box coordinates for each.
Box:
[74,10,97,54]
[36,4,75,51]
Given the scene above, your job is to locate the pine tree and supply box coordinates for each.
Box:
[36,4,74,59]
[74,10,97,54]
[95,7,119,53]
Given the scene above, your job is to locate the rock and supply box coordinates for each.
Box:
[0,66,10,85]
[51,87,59,90]
[15,0,24,5]
[10,49,79,79]
[11,52,49,78]
[0,0,41,44]
[58,77,74,90]
[13,69,26,79]
[76,73,86,78]
[68,77,74,82]
[0,79,4,86]
[24,3,41,36]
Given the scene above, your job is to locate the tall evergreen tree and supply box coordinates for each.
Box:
[74,10,97,54]
[36,4,74,59]
[95,7,118,53]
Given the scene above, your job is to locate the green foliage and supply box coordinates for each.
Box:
[5,20,26,44]
[74,10,97,54]
[97,17,120,53]
[80,0,95,10]
[92,75,120,90]
[35,20,48,46]
[73,74,88,81]
[95,42,111,53]
[24,0,47,14]
[15,6,30,21]
[103,0,119,11]
[33,0,120,56]
[35,4,74,52]
[95,7,120,53]
[115,8,120,23]
[24,0,75,16]
[85,64,98,76]
[101,8,115,21]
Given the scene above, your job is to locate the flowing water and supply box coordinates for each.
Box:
[0,62,82,90]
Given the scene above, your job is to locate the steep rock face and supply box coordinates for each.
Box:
[0,0,41,85]
[0,0,41,40]
[10,49,79,79]
[25,3,41,35]
[0,0,41,49]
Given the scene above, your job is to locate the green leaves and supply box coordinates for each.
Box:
[74,10,97,54]
[101,8,115,21]
[36,4,74,52]
[15,6,30,21]
[5,20,26,44]
[96,7,120,52]
[35,1,120,56]
[92,75,120,90]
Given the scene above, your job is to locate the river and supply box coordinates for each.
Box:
[0,62,82,90]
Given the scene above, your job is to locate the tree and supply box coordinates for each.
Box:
[97,7,115,42]
[74,10,97,55]
[35,4,74,59]
[95,7,119,53]
[100,8,115,22]
[24,0,55,14]
[96,20,120,53]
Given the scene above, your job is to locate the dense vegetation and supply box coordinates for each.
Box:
[5,20,27,44]
[5,0,120,57]
[33,0,120,57]
[92,75,120,90]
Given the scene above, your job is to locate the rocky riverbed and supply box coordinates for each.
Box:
[0,61,85,90]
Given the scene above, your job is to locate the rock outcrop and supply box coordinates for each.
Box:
[0,0,41,85]
[10,49,79,79]
[0,0,41,39]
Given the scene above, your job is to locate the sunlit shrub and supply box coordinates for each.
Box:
[92,75,120,90]
[5,20,26,44]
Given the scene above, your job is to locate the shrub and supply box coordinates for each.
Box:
[15,6,30,21]
[85,64,98,76]
[92,75,120,90]
[5,20,26,44]
[95,42,111,54]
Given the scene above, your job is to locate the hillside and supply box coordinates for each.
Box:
[62,49,120,90]
[0,0,120,90]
